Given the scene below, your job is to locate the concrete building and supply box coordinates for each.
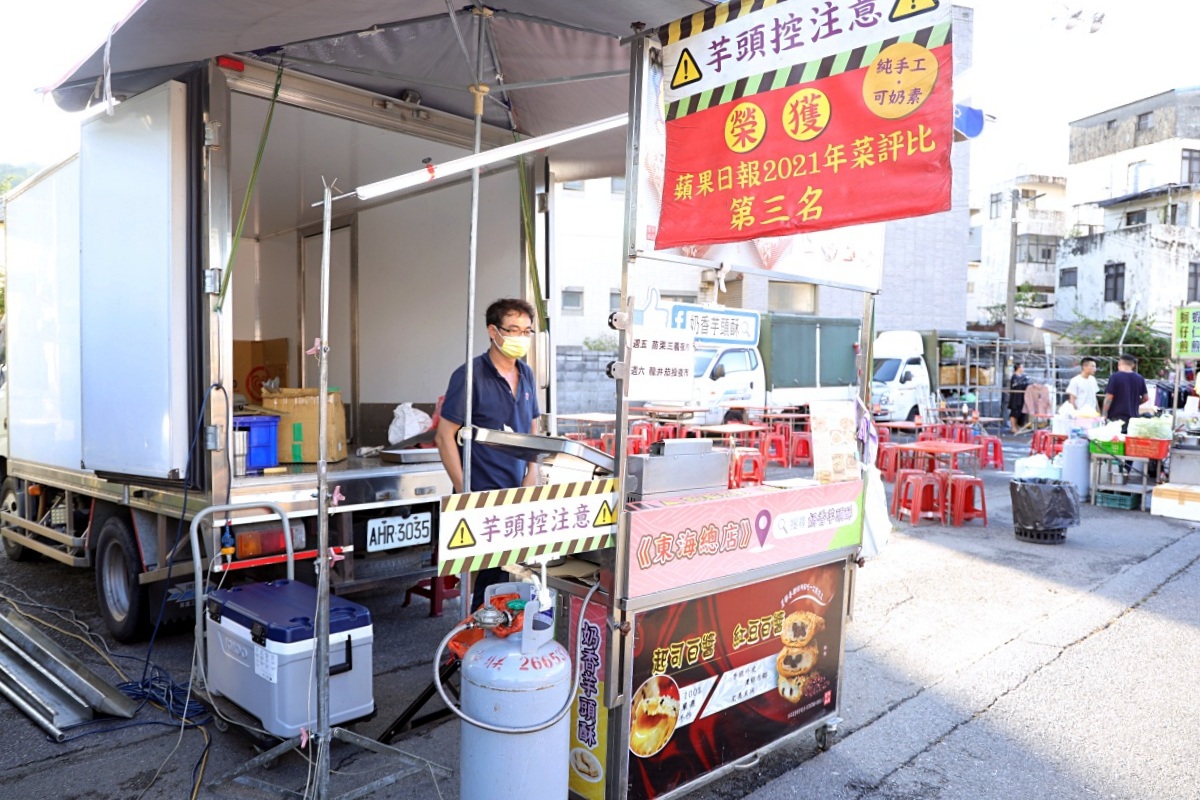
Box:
[1055,88,1200,332]
[970,174,1070,330]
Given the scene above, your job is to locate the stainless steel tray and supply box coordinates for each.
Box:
[469,428,615,475]
[379,447,443,464]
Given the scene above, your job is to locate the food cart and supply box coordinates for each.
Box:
[537,2,952,796]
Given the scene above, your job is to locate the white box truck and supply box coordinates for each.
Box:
[1,59,538,640]
[871,330,1002,422]
[651,307,860,424]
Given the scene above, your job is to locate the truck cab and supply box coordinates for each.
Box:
[691,345,767,424]
[872,330,930,422]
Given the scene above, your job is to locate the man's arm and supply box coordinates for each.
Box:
[1102,392,1113,419]
[520,413,540,487]
[435,417,464,493]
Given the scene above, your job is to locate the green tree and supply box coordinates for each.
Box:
[1064,313,1170,381]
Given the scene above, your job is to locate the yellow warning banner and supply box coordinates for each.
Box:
[438,478,619,576]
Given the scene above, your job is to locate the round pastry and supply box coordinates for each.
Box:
[780,611,826,648]
[777,673,809,703]
[776,644,818,677]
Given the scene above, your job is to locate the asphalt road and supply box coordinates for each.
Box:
[1,438,1197,799]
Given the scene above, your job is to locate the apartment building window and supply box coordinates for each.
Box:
[989,192,1002,219]
[1182,149,1200,184]
[1189,263,1200,303]
[1128,161,1150,193]
[1105,119,1116,131]
[562,287,584,313]
[1136,111,1153,131]
[563,180,585,191]
[610,177,626,194]
[1104,262,1125,302]
[1125,209,1146,226]
[1059,267,1077,287]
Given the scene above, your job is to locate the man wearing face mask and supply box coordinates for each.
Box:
[435,298,540,610]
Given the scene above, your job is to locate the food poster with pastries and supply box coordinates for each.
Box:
[626,561,845,800]
[626,482,862,600]
[566,593,609,798]
[808,400,861,484]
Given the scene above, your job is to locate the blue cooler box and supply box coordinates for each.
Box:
[206,580,374,737]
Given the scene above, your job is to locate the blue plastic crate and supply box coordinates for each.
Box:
[234,415,279,470]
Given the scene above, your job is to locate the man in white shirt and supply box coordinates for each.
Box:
[1066,357,1099,414]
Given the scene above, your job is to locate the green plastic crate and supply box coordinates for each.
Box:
[1089,440,1125,457]
[1095,490,1140,510]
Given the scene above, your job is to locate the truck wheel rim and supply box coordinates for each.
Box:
[100,542,130,621]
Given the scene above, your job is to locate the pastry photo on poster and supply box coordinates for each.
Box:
[809,400,860,484]
[626,561,845,800]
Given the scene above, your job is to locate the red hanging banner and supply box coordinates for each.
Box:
[654,0,953,250]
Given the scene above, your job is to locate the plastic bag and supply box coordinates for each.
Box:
[860,465,892,559]
[1127,415,1172,440]
[1086,420,1124,441]
[388,403,433,445]
[1010,478,1081,530]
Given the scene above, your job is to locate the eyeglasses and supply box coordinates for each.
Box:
[496,325,535,337]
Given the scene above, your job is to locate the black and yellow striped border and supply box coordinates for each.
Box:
[438,478,618,576]
[665,21,951,121]
[441,478,617,512]
[658,0,785,47]
[438,533,615,577]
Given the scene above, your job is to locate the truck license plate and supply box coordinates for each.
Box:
[366,513,432,552]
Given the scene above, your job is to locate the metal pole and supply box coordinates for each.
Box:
[314,179,334,799]
[460,8,489,607]
[1004,189,1019,340]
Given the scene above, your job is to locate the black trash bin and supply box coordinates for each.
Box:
[1010,478,1081,544]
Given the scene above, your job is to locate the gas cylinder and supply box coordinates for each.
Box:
[1061,433,1091,500]
[459,582,572,800]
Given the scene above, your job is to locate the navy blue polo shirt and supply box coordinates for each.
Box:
[441,352,540,492]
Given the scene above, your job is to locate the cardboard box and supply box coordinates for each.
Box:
[1150,484,1200,522]
[263,388,348,463]
[233,339,289,404]
[939,365,962,386]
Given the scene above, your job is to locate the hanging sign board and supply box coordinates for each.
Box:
[438,479,617,576]
[668,304,760,346]
[652,0,953,250]
[1174,305,1200,360]
[626,324,696,401]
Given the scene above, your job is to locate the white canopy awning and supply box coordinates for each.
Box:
[52,0,713,179]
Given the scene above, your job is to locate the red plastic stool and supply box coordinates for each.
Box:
[978,436,1004,470]
[948,474,988,527]
[1030,430,1051,456]
[730,449,766,488]
[626,435,650,456]
[403,575,461,618]
[759,432,790,468]
[601,432,616,454]
[655,424,679,442]
[897,472,945,526]
[876,426,891,445]
[790,433,813,467]
[876,443,901,482]
[891,468,926,517]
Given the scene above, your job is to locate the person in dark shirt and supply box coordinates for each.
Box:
[1008,363,1029,434]
[1102,353,1149,433]
[435,298,540,610]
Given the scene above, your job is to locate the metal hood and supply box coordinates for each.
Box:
[50,0,711,180]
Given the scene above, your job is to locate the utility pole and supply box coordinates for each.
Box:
[1004,189,1019,339]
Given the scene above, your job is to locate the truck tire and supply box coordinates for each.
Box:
[95,516,149,642]
[1,478,33,562]
[906,406,919,422]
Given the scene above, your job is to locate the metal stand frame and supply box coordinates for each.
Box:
[376,657,462,744]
